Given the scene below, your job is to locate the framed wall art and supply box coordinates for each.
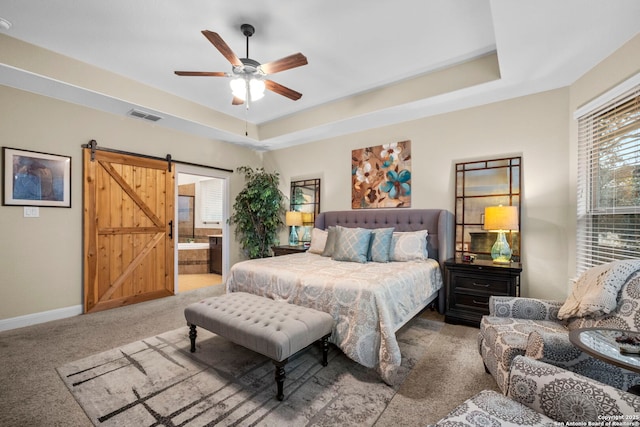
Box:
[2,147,72,207]
[351,140,411,209]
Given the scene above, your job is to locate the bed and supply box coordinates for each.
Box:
[226,209,454,385]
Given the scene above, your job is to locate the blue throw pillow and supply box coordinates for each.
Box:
[368,227,395,262]
[332,226,373,263]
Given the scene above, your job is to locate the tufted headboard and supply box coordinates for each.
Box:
[314,209,454,268]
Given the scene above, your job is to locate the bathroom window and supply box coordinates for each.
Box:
[200,178,224,224]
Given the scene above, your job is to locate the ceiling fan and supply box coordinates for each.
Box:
[175,24,308,105]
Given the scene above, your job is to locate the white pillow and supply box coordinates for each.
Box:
[308,228,328,254]
[390,230,428,261]
[558,259,640,320]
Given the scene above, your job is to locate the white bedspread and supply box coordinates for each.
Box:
[225,252,443,385]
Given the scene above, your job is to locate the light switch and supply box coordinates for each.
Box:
[24,206,39,217]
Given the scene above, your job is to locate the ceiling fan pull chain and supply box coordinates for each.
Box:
[244,105,249,136]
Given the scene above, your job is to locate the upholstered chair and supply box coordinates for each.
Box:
[478,260,640,393]
[430,356,640,426]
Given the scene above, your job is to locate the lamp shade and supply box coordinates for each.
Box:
[483,206,519,231]
[285,211,303,226]
[301,212,314,225]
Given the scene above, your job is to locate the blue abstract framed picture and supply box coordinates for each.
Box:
[352,140,411,209]
[3,147,71,207]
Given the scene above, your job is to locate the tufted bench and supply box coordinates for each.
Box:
[184,292,334,400]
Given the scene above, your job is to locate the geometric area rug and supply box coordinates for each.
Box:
[57,317,442,426]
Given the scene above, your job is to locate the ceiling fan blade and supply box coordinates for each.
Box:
[202,30,242,67]
[265,80,302,101]
[259,53,308,75]
[174,71,228,77]
[232,96,244,105]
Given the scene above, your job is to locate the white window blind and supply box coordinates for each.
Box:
[200,178,223,223]
[576,82,640,275]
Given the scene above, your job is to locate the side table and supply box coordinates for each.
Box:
[569,328,640,395]
[272,245,308,257]
[569,328,640,374]
[444,257,522,327]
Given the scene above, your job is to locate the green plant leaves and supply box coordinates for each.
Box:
[228,166,286,259]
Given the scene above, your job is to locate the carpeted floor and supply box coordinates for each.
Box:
[0,285,499,426]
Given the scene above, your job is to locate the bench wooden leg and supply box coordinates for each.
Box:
[273,359,288,401]
[189,324,197,353]
[321,334,330,367]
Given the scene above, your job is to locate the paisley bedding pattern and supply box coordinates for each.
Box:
[225,252,443,385]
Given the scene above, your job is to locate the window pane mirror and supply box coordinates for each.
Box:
[455,157,521,262]
[290,178,321,243]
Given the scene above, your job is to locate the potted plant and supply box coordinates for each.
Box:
[228,166,286,259]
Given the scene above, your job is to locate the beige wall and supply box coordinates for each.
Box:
[265,88,571,300]
[0,85,261,321]
[2,32,638,327]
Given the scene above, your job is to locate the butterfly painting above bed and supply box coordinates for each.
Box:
[351,140,411,209]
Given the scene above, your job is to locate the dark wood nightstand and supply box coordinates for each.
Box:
[444,257,522,327]
[272,245,308,256]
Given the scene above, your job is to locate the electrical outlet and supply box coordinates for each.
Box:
[24,206,39,217]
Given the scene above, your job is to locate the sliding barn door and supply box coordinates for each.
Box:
[83,148,175,313]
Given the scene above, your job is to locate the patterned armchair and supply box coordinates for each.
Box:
[478,261,640,394]
[430,356,640,426]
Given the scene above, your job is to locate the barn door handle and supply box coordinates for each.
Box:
[168,220,173,239]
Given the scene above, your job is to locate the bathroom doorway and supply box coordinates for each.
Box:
[175,164,230,292]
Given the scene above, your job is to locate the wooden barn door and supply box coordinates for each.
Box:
[83,148,175,313]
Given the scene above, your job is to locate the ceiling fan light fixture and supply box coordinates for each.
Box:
[249,78,266,101]
[230,77,246,100]
[230,77,265,102]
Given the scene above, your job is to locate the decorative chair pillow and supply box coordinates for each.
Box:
[389,230,428,262]
[558,259,640,320]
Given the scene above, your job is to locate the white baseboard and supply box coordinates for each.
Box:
[0,304,83,332]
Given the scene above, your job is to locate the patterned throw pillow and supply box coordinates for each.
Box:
[558,259,640,320]
[389,230,428,262]
[368,227,394,262]
[332,226,373,263]
[308,228,328,254]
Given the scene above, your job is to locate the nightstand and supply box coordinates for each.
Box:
[444,257,522,327]
[272,245,308,256]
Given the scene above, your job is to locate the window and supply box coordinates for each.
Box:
[200,178,224,223]
[576,77,640,275]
